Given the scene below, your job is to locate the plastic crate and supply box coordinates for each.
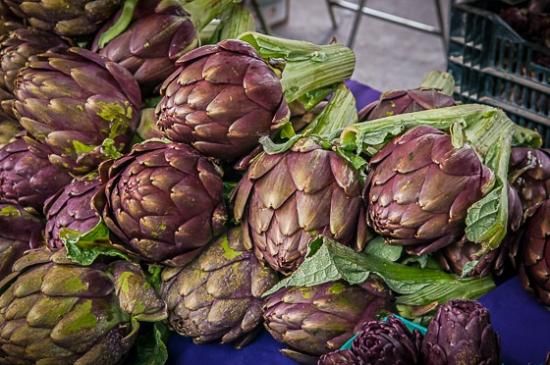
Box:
[448,0,550,146]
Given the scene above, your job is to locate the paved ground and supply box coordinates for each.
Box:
[270,0,451,91]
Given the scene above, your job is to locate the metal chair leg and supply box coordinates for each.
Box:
[250,0,271,34]
[325,0,338,29]
[347,0,367,48]
[434,0,448,55]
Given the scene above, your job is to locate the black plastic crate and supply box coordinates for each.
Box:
[448,0,550,146]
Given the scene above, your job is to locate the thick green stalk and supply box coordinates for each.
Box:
[420,70,455,96]
[239,32,356,103]
[216,4,256,40]
[97,0,139,48]
[183,0,238,31]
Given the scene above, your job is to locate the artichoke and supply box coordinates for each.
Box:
[161,227,278,346]
[0,204,43,278]
[421,300,500,365]
[351,317,422,365]
[263,279,392,360]
[519,199,550,305]
[0,248,167,365]
[44,177,103,251]
[317,350,360,365]
[0,89,20,146]
[509,148,550,219]
[3,0,122,36]
[0,137,71,212]
[96,140,227,266]
[0,27,68,93]
[365,125,493,255]
[233,138,367,274]
[9,47,141,174]
[156,39,289,161]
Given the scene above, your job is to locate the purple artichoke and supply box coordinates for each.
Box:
[96,140,227,266]
[3,0,122,36]
[93,0,198,94]
[0,27,68,93]
[10,47,141,174]
[156,39,289,162]
[365,125,493,255]
[233,138,367,275]
[421,300,500,365]
[263,279,392,359]
[519,199,550,305]
[44,177,103,251]
[352,317,422,365]
[0,248,167,365]
[509,148,550,220]
[0,137,71,211]
[317,350,360,365]
[0,203,43,278]
[161,227,278,346]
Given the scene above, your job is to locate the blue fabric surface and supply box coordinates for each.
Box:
[167,80,550,364]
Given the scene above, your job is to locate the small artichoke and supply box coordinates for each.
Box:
[0,248,167,365]
[263,279,392,359]
[3,0,122,36]
[0,137,71,211]
[0,27,68,93]
[161,227,278,346]
[10,47,141,174]
[44,177,103,251]
[421,300,500,365]
[519,199,550,305]
[97,140,227,266]
[365,125,493,255]
[233,138,367,274]
[509,148,550,219]
[352,317,422,365]
[0,203,43,278]
[317,350,360,365]
[359,88,455,121]
[156,39,289,162]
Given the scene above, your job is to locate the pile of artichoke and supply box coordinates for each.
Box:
[0,0,547,364]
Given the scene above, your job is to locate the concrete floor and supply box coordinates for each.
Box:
[271,0,451,91]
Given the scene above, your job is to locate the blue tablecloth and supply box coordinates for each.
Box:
[168,81,550,365]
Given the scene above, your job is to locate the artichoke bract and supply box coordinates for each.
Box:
[263,279,392,360]
[97,140,227,266]
[352,317,422,365]
[421,300,500,365]
[161,227,278,346]
[519,199,550,305]
[0,137,71,212]
[10,47,141,174]
[156,33,355,162]
[0,204,43,278]
[3,0,121,36]
[358,71,456,121]
[0,27,68,93]
[366,125,494,255]
[93,0,236,94]
[317,350,360,365]
[509,148,550,219]
[0,248,167,365]
[44,177,103,251]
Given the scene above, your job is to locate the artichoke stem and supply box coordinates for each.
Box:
[420,70,455,96]
[98,0,139,48]
[216,4,256,40]
[183,0,238,31]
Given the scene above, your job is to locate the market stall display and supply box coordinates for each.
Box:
[0,0,548,364]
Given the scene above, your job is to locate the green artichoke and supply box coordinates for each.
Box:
[519,199,550,305]
[0,248,167,365]
[9,47,141,174]
[233,138,367,275]
[0,137,71,212]
[0,204,43,279]
[317,350,360,365]
[351,317,422,365]
[3,0,121,36]
[161,227,278,346]
[421,300,500,365]
[0,27,68,93]
[263,279,392,361]
[44,177,102,251]
[365,125,493,255]
[96,140,227,266]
